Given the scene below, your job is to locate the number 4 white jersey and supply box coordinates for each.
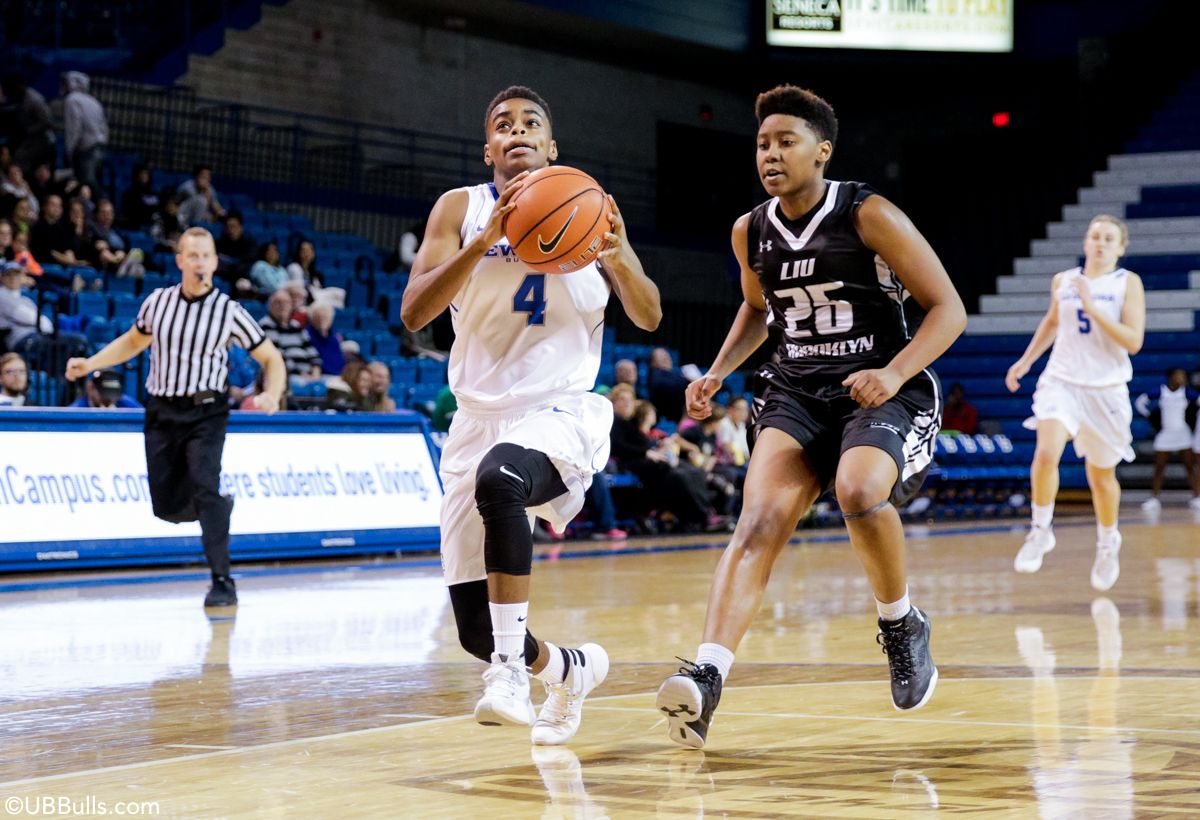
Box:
[448,182,611,415]
[1042,268,1133,388]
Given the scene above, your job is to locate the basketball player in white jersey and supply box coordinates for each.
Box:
[401,86,661,745]
[1006,215,1145,591]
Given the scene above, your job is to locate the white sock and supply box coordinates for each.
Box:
[1097,523,1120,547]
[489,601,528,662]
[695,642,735,681]
[877,587,912,622]
[1032,503,1054,530]
[535,640,567,684]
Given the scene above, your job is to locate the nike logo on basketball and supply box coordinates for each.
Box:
[499,466,524,482]
[537,206,578,254]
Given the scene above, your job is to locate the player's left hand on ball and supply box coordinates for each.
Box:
[254,392,281,416]
[842,367,903,408]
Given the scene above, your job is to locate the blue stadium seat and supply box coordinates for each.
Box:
[391,359,418,384]
[416,358,448,384]
[86,318,115,346]
[75,291,111,319]
[372,335,401,357]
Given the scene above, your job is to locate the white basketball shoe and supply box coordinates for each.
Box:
[532,643,609,745]
[1091,532,1122,592]
[474,653,536,726]
[1014,525,1055,573]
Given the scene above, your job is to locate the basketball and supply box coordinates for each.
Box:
[504,166,612,274]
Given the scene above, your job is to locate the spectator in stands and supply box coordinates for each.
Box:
[60,72,108,195]
[0,219,11,261]
[0,261,52,350]
[260,289,321,382]
[678,404,738,517]
[177,164,225,227]
[609,383,711,530]
[2,164,39,220]
[9,229,42,277]
[89,199,134,273]
[8,197,34,238]
[646,346,689,423]
[942,382,979,435]
[384,219,426,273]
[306,302,345,377]
[120,164,161,230]
[432,384,457,432]
[52,198,97,272]
[615,358,638,391]
[366,360,398,412]
[286,240,323,290]
[70,368,141,408]
[215,211,257,278]
[30,193,62,263]
[0,352,28,407]
[28,163,58,205]
[250,241,289,294]
[0,74,55,175]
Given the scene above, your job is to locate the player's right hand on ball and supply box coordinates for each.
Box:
[1005,361,1028,393]
[482,170,532,247]
[686,373,723,420]
[64,358,91,381]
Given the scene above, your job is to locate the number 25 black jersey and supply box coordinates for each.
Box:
[746,180,910,382]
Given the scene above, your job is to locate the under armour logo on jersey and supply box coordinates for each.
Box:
[759,240,773,253]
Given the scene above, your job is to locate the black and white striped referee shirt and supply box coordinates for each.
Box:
[135,285,266,397]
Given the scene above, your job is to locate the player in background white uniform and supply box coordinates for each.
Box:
[1006,215,1146,591]
[1135,368,1200,512]
[401,86,661,745]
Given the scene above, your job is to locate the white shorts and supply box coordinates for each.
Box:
[1024,376,1134,469]
[1154,427,1193,452]
[438,392,613,586]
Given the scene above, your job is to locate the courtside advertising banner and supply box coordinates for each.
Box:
[0,412,442,566]
[767,0,1013,53]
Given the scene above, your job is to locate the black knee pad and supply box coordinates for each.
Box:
[476,443,567,576]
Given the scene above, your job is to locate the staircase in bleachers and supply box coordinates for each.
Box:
[937,68,1200,491]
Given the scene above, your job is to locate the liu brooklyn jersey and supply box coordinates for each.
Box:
[1042,267,1133,388]
[448,182,611,415]
[747,181,909,382]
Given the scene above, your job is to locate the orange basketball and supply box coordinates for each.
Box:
[504,166,612,274]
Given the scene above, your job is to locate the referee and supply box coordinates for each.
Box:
[66,227,286,607]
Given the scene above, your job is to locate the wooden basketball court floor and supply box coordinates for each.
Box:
[3,506,1200,817]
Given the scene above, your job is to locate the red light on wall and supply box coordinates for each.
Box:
[992,111,1011,128]
[699,104,714,123]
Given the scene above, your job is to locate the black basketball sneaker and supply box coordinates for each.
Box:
[656,660,723,749]
[876,607,938,710]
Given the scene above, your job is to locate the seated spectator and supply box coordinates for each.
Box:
[259,290,321,381]
[0,261,52,349]
[70,368,141,408]
[250,241,289,294]
[29,193,63,262]
[432,384,457,432]
[287,240,323,290]
[48,198,94,268]
[326,361,375,411]
[1,164,39,220]
[942,382,979,435]
[646,346,689,423]
[215,211,257,278]
[0,352,28,407]
[28,163,58,205]
[226,343,260,407]
[0,219,12,261]
[608,384,711,530]
[120,164,160,229]
[0,73,55,175]
[8,197,35,237]
[366,360,398,412]
[584,471,627,541]
[306,303,346,377]
[177,164,225,227]
[89,199,136,274]
[614,358,638,392]
[150,194,183,252]
[9,230,42,277]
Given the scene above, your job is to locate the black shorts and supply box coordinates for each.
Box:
[749,367,942,507]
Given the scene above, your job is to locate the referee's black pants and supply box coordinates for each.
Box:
[144,395,232,577]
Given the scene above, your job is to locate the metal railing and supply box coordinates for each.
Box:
[92,77,658,227]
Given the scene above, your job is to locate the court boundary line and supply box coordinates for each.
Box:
[5,674,1200,788]
[0,518,1107,595]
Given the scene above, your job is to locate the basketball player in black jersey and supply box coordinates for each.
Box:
[656,86,966,748]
